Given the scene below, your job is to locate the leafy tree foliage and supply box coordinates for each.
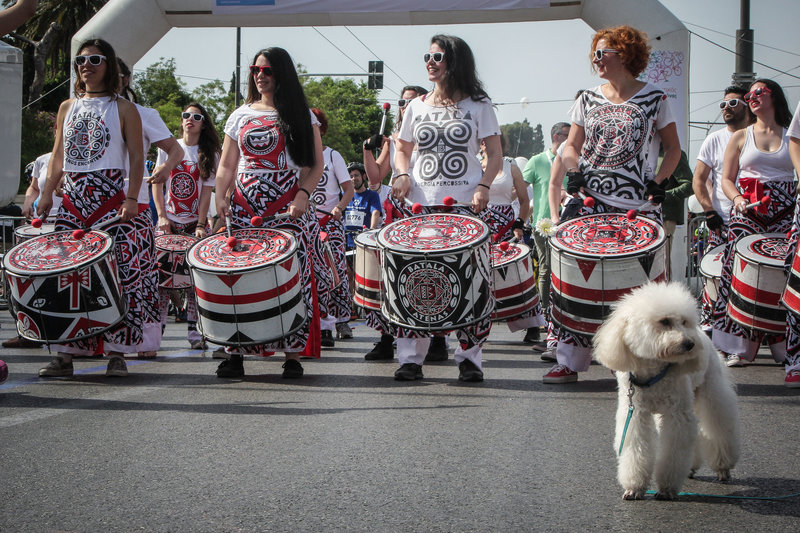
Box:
[302,76,387,165]
[500,118,544,158]
[133,58,192,111]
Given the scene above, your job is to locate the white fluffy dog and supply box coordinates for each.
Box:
[593,282,741,500]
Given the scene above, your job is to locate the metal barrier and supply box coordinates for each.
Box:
[685,212,709,299]
[0,215,26,310]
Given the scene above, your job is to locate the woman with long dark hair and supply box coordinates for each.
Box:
[712,78,795,372]
[390,34,502,383]
[153,102,220,349]
[36,38,145,378]
[213,47,328,379]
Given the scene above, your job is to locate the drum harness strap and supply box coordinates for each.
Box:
[618,363,673,457]
[232,183,299,220]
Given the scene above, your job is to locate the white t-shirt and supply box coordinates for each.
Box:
[312,146,349,212]
[488,157,516,205]
[697,128,735,224]
[570,83,676,209]
[125,104,173,203]
[62,97,127,173]
[32,152,61,217]
[398,95,501,205]
[155,139,217,223]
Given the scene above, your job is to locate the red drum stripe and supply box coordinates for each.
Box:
[727,305,786,334]
[551,275,664,302]
[782,288,800,315]
[730,278,781,305]
[196,272,300,304]
[494,274,536,298]
[550,307,601,335]
[355,274,382,290]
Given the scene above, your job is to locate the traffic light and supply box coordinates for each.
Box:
[368,60,383,90]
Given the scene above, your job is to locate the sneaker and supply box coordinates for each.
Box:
[725,354,745,367]
[394,363,423,381]
[336,322,353,339]
[282,359,304,379]
[785,370,800,388]
[105,356,128,377]
[0,360,8,384]
[531,341,549,353]
[523,327,540,344]
[424,336,448,362]
[212,347,230,359]
[216,356,244,378]
[321,330,335,348]
[137,351,157,359]
[365,334,394,360]
[2,335,42,348]
[190,340,208,350]
[543,364,578,384]
[540,349,557,363]
[458,359,484,382]
[39,356,73,378]
[175,307,188,323]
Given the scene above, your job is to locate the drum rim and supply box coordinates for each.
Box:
[3,229,114,275]
[14,223,57,236]
[376,213,490,254]
[734,232,787,267]
[354,229,379,247]
[550,213,666,258]
[15,301,129,344]
[698,244,726,279]
[490,242,531,267]
[186,227,298,273]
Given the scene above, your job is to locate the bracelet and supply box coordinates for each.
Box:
[126,196,137,201]
[297,187,311,198]
[393,173,409,179]
[477,183,490,190]
[732,194,743,202]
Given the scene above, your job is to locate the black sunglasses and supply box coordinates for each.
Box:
[74,54,106,67]
[719,99,741,110]
[181,112,204,121]
[249,65,274,77]
[398,99,407,107]
[423,52,444,63]
[743,87,772,102]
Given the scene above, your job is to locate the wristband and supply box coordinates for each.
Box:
[477,183,490,190]
[732,194,743,202]
[297,187,311,198]
[126,196,137,201]
[512,218,525,230]
[393,173,409,179]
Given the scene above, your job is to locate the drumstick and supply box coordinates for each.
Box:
[379,102,390,136]
[402,197,424,214]
[626,200,658,220]
[744,195,771,210]
[578,192,595,208]
[225,214,237,248]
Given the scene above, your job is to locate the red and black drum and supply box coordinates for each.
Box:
[782,242,800,317]
[490,242,539,321]
[187,228,307,346]
[377,213,493,331]
[155,233,198,289]
[728,233,788,334]
[353,229,381,310]
[14,223,56,244]
[550,213,667,336]
[2,230,125,342]
[699,244,726,304]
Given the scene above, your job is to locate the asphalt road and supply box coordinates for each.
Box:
[1,312,799,532]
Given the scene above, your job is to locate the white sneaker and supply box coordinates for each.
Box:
[212,347,230,360]
[540,349,557,363]
[725,354,744,367]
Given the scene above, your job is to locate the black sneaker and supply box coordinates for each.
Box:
[365,334,394,360]
[321,330,335,348]
[216,355,244,378]
[523,327,540,344]
[282,359,304,379]
[458,359,484,382]
[394,363,423,381]
[424,336,448,362]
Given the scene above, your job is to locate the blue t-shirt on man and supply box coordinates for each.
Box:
[345,189,383,248]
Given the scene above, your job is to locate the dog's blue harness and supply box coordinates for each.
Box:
[618,363,673,456]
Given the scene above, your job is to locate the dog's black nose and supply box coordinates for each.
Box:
[681,340,695,352]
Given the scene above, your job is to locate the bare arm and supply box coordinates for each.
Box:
[510,163,530,222]
[653,123,681,184]
[691,161,714,212]
[370,207,381,229]
[148,137,182,185]
[475,134,502,213]
[560,123,584,175]
[118,99,144,221]
[22,177,40,218]
[196,185,213,237]
[548,154,566,224]
[789,137,800,180]
[363,136,391,188]
[37,99,70,218]
[392,136,414,201]
[291,124,324,219]
[333,180,355,221]
[214,134,241,220]
[0,0,38,35]
[720,130,746,212]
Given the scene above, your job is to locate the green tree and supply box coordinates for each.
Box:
[531,123,545,156]
[302,76,387,164]
[501,118,542,158]
[133,58,192,111]
[18,110,56,193]
[191,78,237,139]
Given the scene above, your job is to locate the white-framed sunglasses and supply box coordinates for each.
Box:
[593,49,618,61]
[181,112,204,122]
[719,99,741,110]
[74,54,107,67]
[424,52,445,63]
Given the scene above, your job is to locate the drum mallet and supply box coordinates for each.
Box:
[379,102,390,136]
[402,197,424,214]
[626,200,659,220]
[578,192,595,208]
[743,195,771,211]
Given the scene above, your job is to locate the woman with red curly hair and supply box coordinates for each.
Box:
[544,25,681,384]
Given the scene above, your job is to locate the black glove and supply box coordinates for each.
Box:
[645,180,667,204]
[363,134,383,151]
[565,171,585,195]
[704,210,723,230]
